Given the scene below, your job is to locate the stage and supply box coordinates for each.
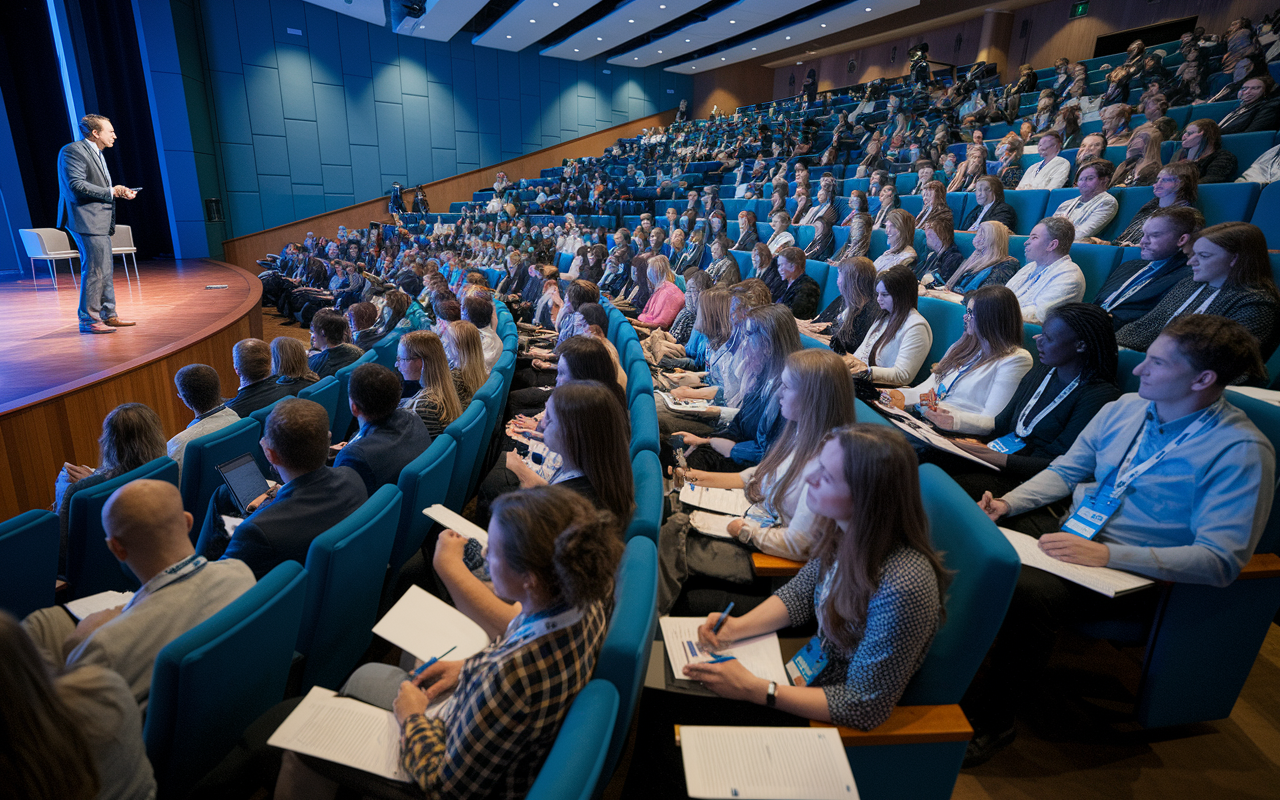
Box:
[0,258,262,520]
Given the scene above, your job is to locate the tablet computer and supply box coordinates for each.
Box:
[215,454,270,517]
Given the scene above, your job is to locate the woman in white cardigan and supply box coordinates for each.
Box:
[882,285,1032,435]
[847,265,933,386]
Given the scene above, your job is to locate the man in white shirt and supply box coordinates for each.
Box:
[1004,217,1086,324]
[1237,143,1280,184]
[1051,159,1119,242]
[167,364,241,481]
[1017,130,1071,190]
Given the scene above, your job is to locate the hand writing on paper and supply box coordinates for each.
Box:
[1039,533,1111,567]
[978,491,1009,522]
[412,659,463,699]
[879,389,905,410]
[683,658,767,703]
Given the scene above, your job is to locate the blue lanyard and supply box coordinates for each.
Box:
[937,357,981,400]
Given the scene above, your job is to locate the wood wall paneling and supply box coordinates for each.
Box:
[691,63,777,119]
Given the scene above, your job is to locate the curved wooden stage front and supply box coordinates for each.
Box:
[0,259,262,520]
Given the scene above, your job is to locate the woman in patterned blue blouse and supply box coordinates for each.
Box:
[684,423,950,730]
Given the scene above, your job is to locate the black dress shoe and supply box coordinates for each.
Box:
[962,725,1016,768]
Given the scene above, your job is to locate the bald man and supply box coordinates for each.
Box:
[23,479,255,708]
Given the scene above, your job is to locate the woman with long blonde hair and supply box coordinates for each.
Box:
[442,320,488,406]
[939,221,1020,297]
[1110,127,1163,187]
[396,330,463,436]
[872,209,917,274]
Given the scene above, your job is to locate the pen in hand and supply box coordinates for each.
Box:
[712,601,734,634]
[410,645,457,679]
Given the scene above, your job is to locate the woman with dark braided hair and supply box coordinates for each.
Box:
[941,302,1121,510]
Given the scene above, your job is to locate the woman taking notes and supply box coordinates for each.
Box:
[847,265,933,386]
[683,424,949,730]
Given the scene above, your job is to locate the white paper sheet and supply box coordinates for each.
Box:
[659,391,711,411]
[372,585,492,664]
[659,616,789,685]
[999,527,1155,598]
[64,591,133,621]
[679,726,859,800]
[689,510,738,540]
[422,504,488,547]
[680,484,753,516]
[267,687,411,782]
[873,402,998,470]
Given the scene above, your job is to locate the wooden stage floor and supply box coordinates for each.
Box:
[0,259,257,412]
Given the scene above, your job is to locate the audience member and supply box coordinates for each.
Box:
[167,364,240,480]
[1052,159,1118,241]
[308,309,364,378]
[848,265,933,386]
[962,176,1017,232]
[1112,162,1199,246]
[333,363,434,495]
[872,209,917,273]
[271,336,320,395]
[1172,119,1237,184]
[441,320,488,406]
[1004,217,1086,324]
[397,331,464,437]
[226,338,293,417]
[937,221,1020,297]
[1092,207,1198,329]
[773,246,821,319]
[1017,131,1070,190]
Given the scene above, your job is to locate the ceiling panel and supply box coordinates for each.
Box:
[606,0,813,68]
[472,0,601,52]
[662,0,920,74]
[301,0,386,26]
[393,0,490,41]
[539,0,716,62]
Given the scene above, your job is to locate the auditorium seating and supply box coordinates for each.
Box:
[177,417,261,531]
[525,681,619,800]
[296,375,340,430]
[0,509,59,619]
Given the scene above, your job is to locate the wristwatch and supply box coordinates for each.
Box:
[765,680,778,708]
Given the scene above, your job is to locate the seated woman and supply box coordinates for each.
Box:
[396,331,464,437]
[676,423,948,731]
[937,303,1121,508]
[870,184,902,230]
[1110,127,1163,189]
[914,218,964,288]
[1117,221,1280,358]
[962,176,1017,232]
[673,227,707,275]
[657,286,739,437]
[507,330,626,426]
[847,265,933,386]
[674,304,801,472]
[914,181,951,230]
[882,285,1033,436]
[1171,119,1237,184]
[279,486,622,800]
[1111,161,1198,246]
[661,349,857,613]
[1099,100,1134,146]
[947,144,989,193]
[705,235,741,285]
[765,211,795,255]
[271,336,320,396]
[615,255,653,318]
[872,209,917,273]
[632,255,686,331]
[803,217,835,262]
[804,257,880,356]
[441,320,488,407]
[932,220,1020,299]
[994,135,1025,189]
[773,246,822,320]
[833,191,872,261]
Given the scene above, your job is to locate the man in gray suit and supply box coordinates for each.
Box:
[58,114,137,334]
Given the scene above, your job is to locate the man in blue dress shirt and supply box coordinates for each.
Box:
[334,364,434,495]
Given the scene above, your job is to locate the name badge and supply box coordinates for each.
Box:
[785,635,829,687]
[1062,491,1123,540]
[987,433,1026,454]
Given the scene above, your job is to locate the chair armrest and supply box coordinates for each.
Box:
[810,704,973,747]
[1238,552,1280,580]
[751,553,805,577]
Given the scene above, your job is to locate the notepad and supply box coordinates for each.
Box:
[678,726,859,800]
[874,402,997,470]
[422,504,488,547]
[689,510,738,540]
[680,484,753,516]
[267,687,410,782]
[660,616,789,685]
[659,391,711,411]
[64,591,133,621]
[999,527,1155,598]
[372,585,492,664]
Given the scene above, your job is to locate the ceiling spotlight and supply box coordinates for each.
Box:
[529,18,535,23]
[865,6,871,10]
[596,36,603,40]
[729,19,736,23]
[634,57,638,60]
[552,1,559,5]
[751,47,757,50]
[659,3,666,7]
[685,38,690,42]
[658,50,663,53]
[721,57,726,60]
[785,36,791,40]
[506,35,512,38]
[691,66,696,69]
[821,23,827,27]
[628,19,634,23]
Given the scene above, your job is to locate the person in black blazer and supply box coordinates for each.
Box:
[226,338,294,417]
[1090,207,1196,330]
[961,176,1017,232]
[732,210,759,251]
[773,246,821,319]
[197,398,369,579]
[1217,77,1280,135]
[915,220,965,286]
[333,364,434,495]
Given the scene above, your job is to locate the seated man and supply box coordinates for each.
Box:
[307,309,364,379]
[1016,131,1071,190]
[23,479,255,707]
[334,363,434,495]
[964,315,1275,764]
[197,398,368,579]
[225,338,293,418]
[1004,217,1086,324]
[1091,207,1198,330]
[167,364,241,481]
[1051,159,1118,242]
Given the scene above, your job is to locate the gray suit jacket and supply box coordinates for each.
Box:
[58,138,115,236]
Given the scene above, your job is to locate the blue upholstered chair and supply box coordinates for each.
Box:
[67,456,178,598]
[626,450,663,544]
[371,332,402,370]
[442,403,487,510]
[296,485,402,692]
[297,375,340,429]
[1002,189,1049,235]
[914,297,967,385]
[249,397,288,475]
[331,349,377,442]
[177,417,261,536]
[144,561,308,799]
[391,435,457,579]
[0,509,59,618]
[626,358,654,408]
[629,393,660,459]
[525,681,619,800]
[1071,243,1122,304]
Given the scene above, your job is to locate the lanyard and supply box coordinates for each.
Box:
[125,554,208,611]
[937,356,981,400]
[1170,284,1220,318]
[190,404,228,426]
[1107,401,1221,499]
[1100,260,1167,311]
[1018,259,1059,294]
[498,605,585,652]
[1015,369,1080,437]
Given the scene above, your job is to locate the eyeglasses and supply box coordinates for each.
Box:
[963,308,975,319]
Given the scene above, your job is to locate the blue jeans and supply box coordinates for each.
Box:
[71,230,115,325]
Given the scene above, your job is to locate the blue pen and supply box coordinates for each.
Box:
[410,645,457,679]
[708,655,737,664]
[712,601,735,634]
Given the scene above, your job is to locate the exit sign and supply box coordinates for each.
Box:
[1069,1,1089,18]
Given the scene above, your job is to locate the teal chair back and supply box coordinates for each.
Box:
[332,349,378,442]
[144,561,308,799]
[391,435,458,577]
[1199,182,1261,228]
[1002,189,1049,235]
[298,485,403,691]
[442,403,488,510]
[372,332,402,370]
[0,509,59,618]
[1225,390,1280,554]
[625,359,654,407]
[596,537,659,781]
[914,297,966,385]
[1117,348,1144,393]
[470,374,508,493]
[67,457,178,598]
[899,465,1021,705]
[1071,244,1122,307]
[629,393,660,458]
[249,397,288,474]
[297,375,340,429]
[525,681,619,800]
[626,450,663,544]
[178,418,261,537]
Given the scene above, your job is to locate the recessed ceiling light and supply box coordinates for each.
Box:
[506,35,512,38]
[685,38,690,42]
[691,66,696,69]
[529,18,535,22]
[659,3,666,7]
[657,50,663,53]
[785,36,791,40]
[596,36,602,40]
[729,19,736,23]
[865,6,871,10]
[751,47,757,50]
[721,57,726,60]
[552,1,558,5]
[628,19,634,23]
[634,57,638,60]
[821,23,827,27]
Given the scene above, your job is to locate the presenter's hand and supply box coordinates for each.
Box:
[112,185,136,200]
[1039,532,1110,567]
[978,492,1009,522]
[683,658,766,703]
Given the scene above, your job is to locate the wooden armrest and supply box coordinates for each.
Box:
[56,579,66,591]
[752,552,804,577]
[810,704,972,747]
[1238,552,1280,580]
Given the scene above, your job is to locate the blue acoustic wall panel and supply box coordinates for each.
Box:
[194,0,689,238]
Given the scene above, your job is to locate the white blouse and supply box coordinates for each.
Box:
[735,454,821,561]
[900,348,1034,434]
[853,310,933,387]
[873,247,917,274]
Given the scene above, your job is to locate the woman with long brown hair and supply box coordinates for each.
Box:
[441,320,488,406]
[883,285,1032,435]
[683,424,949,731]
[1111,161,1198,247]
[1172,119,1237,184]
[804,257,878,356]
[271,336,320,395]
[833,190,873,261]
[848,265,933,386]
